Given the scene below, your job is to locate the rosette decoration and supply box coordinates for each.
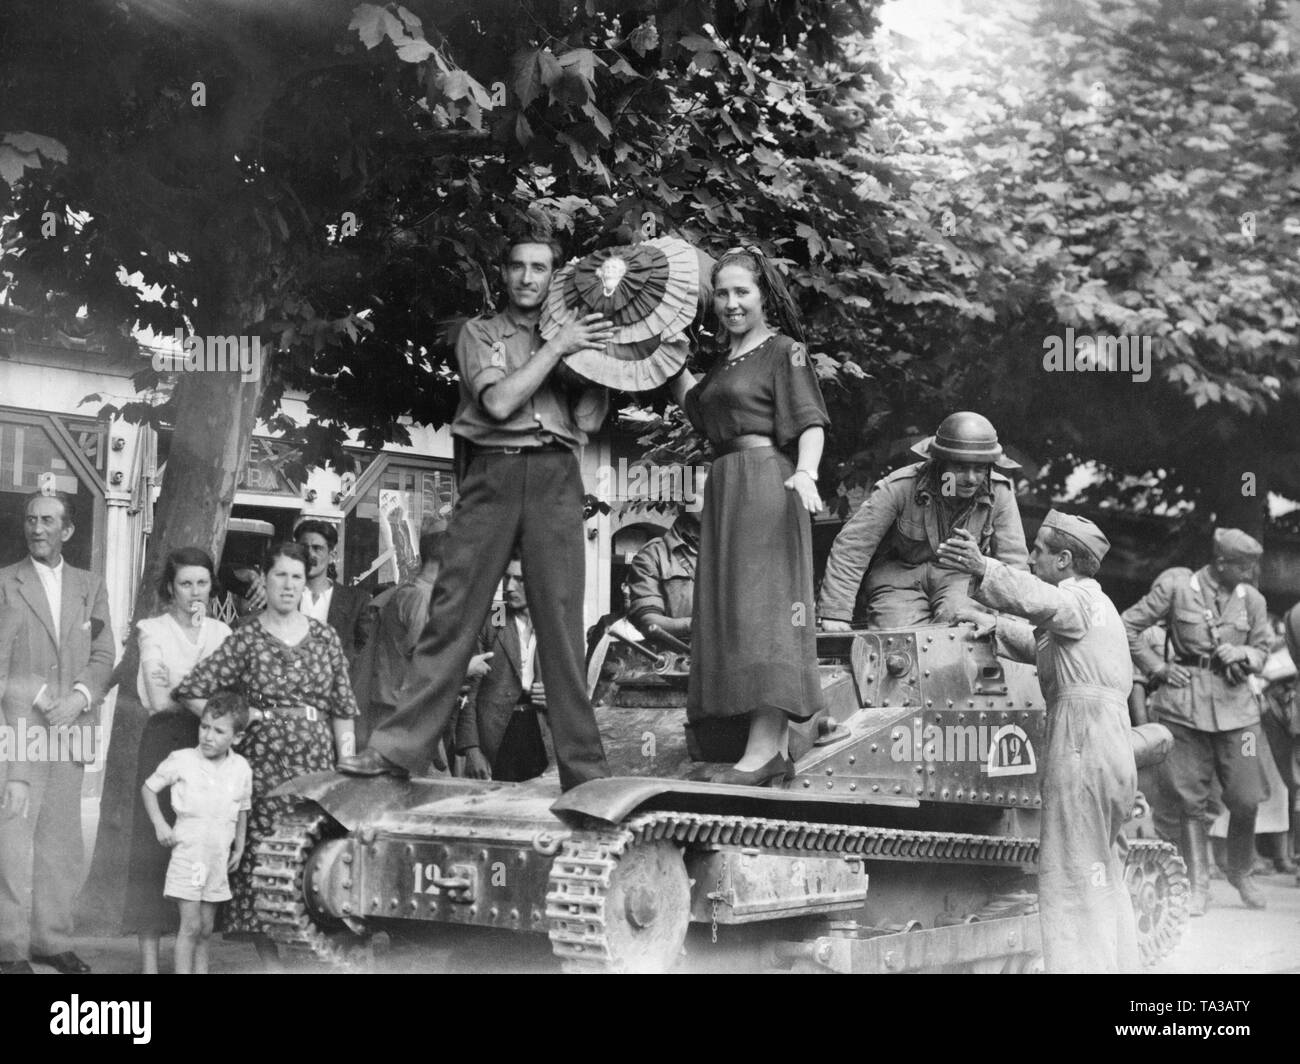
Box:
[540,235,710,391]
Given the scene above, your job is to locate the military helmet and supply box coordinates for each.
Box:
[910,411,1020,470]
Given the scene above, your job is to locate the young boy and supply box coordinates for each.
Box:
[141,691,252,974]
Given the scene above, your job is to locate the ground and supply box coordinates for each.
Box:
[39,865,1300,975]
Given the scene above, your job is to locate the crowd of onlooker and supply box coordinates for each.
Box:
[0,487,694,974]
[4,483,1292,974]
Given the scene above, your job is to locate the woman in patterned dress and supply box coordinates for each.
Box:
[668,247,830,786]
[176,542,358,959]
[122,547,232,973]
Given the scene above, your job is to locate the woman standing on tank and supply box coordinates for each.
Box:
[668,246,829,785]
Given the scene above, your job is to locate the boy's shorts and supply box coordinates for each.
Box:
[163,836,233,903]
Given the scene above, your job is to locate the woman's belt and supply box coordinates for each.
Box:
[262,704,324,722]
[717,434,775,456]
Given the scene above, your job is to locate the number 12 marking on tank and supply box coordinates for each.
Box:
[985,724,1036,777]
[412,862,443,894]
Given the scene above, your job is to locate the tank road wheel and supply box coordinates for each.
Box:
[252,803,371,971]
[547,832,690,973]
[1124,838,1190,967]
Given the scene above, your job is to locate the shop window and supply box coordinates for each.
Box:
[343,459,455,592]
[0,416,101,570]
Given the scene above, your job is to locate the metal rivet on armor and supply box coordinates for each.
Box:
[517,853,527,864]
[849,783,857,792]
[996,794,1004,802]
[1007,932,1018,948]
[480,849,489,861]
[390,897,399,910]
[914,765,923,773]
[850,754,857,763]
[927,766,936,774]
[409,899,418,911]
[342,903,352,914]
[864,700,873,707]
[404,844,414,857]
[893,785,902,794]
[1007,700,1015,707]
[915,786,923,794]
[885,638,893,646]
[803,780,811,788]
[949,632,955,640]
[826,781,834,789]
[924,671,931,679]
[947,699,954,707]
[942,789,949,798]
[968,700,975,707]
[978,712,987,721]
[469,905,478,916]
[342,853,352,864]
[957,713,964,722]
[825,767,833,776]
[530,909,540,923]
[871,785,880,792]
[342,880,352,890]
[490,907,499,919]
[982,792,990,800]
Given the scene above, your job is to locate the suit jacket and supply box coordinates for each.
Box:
[454,612,527,765]
[326,581,372,668]
[0,558,115,782]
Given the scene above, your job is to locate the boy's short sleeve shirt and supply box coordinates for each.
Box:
[146,747,253,825]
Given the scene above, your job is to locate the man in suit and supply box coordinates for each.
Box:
[455,560,548,782]
[293,520,371,667]
[0,490,115,974]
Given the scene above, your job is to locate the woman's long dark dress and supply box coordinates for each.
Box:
[176,618,358,934]
[682,333,830,727]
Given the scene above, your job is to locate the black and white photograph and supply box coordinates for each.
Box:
[0,0,1296,1038]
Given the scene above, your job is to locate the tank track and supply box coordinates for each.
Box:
[251,808,366,971]
[545,810,1041,972]
[546,812,1191,972]
[1124,838,1189,968]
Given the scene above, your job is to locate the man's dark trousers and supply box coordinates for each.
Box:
[370,449,609,790]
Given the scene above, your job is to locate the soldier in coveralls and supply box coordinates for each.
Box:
[941,512,1140,973]
[1121,529,1270,914]
[819,412,1027,631]
[338,219,613,791]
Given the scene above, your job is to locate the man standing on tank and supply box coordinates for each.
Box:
[338,217,614,791]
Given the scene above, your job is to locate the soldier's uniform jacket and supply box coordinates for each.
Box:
[454,309,607,450]
[818,460,1028,622]
[627,523,697,630]
[1122,565,1270,732]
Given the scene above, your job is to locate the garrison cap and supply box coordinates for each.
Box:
[1213,528,1263,561]
[1042,509,1111,564]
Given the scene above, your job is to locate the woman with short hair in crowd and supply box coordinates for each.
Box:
[176,542,358,962]
[121,546,232,973]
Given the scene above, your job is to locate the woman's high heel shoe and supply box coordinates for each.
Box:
[711,754,793,787]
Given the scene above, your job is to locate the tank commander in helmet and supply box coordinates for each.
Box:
[1120,528,1271,916]
[818,412,1028,631]
[940,511,1139,973]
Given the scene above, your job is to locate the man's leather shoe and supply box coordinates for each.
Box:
[32,952,90,974]
[337,748,409,778]
[0,960,34,974]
